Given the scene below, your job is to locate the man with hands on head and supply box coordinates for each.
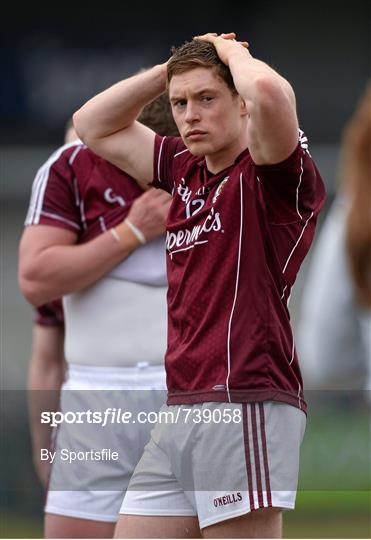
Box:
[73,33,325,539]
[19,96,178,539]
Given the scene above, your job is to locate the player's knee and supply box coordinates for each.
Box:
[202,507,282,539]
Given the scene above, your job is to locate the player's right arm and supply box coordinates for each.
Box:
[19,143,171,306]
[73,65,168,187]
[19,188,170,307]
[19,224,135,306]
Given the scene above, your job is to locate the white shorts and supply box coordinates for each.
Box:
[45,363,166,522]
[120,401,306,529]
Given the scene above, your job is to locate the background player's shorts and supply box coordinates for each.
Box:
[120,401,306,529]
[45,363,166,522]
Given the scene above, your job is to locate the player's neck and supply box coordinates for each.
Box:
[205,138,249,175]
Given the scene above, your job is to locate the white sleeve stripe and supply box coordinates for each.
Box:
[99,216,107,232]
[282,211,314,274]
[68,145,82,165]
[25,166,43,224]
[26,158,54,224]
[35,167,51,224]
[26,166,48,224]
[39,211,80,230]
[25,141,84,224]
[157,137,166,183]
[295,158,303,220]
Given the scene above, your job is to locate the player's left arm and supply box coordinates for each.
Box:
[28,319,65,488]
[195,33,299,165]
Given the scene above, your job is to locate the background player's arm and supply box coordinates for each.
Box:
[73,65,168,186]
[196,33,299,165]
[19,189,171,306]
[28,322,65,488]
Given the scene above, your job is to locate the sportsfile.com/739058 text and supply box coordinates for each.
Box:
[41,407,242,427]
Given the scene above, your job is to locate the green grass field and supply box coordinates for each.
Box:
[284,491,371,538]
[1,491,370,538]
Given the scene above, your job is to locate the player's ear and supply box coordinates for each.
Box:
[239,97,249,117]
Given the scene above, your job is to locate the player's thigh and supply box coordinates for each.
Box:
[45,513,116,538]
[202,507,282,539]
[114,515,201,539]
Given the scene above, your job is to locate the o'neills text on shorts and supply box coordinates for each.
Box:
[213,492,243,507]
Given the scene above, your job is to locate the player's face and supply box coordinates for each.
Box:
[169,67,246,158]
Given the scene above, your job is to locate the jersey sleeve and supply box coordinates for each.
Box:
[151,134,186,194]
[25,144,82,233]
[253,131,325,225]
[34,299,64,327]
[252,131,326,292]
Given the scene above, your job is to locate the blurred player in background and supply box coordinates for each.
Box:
[73,32,325,538]
[27,123,76,490]
[297,82,371,396]
[19,95,178,538]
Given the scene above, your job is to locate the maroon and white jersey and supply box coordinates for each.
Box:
[26,140,143,239]
[25,140,167,286]
[34,299,64,327]
[152,131,326,412]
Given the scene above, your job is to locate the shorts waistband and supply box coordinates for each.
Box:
[67,362,165,378]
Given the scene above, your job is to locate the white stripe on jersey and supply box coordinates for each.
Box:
[35,167,51,223]
[80,200,87,230]
[299,129,310,155]
[295,158,304,220]
[282,211,314,275]
[25,140,85,225]
[226,173,244,402]
[289,333,295,366]
[280,284,288,300]
[68,145,82,165]
[26,163,49,224]
[99,216,107,232]
[26,165,46,224]
[39,211,81,231]
[174,148,189,158]
[157,137,166,183]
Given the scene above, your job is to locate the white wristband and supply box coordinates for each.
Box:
[124,218,146,245]
[109,227,121,243]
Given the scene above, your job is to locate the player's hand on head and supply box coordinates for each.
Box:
[193,32,249,64]
[127,188,171,242]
